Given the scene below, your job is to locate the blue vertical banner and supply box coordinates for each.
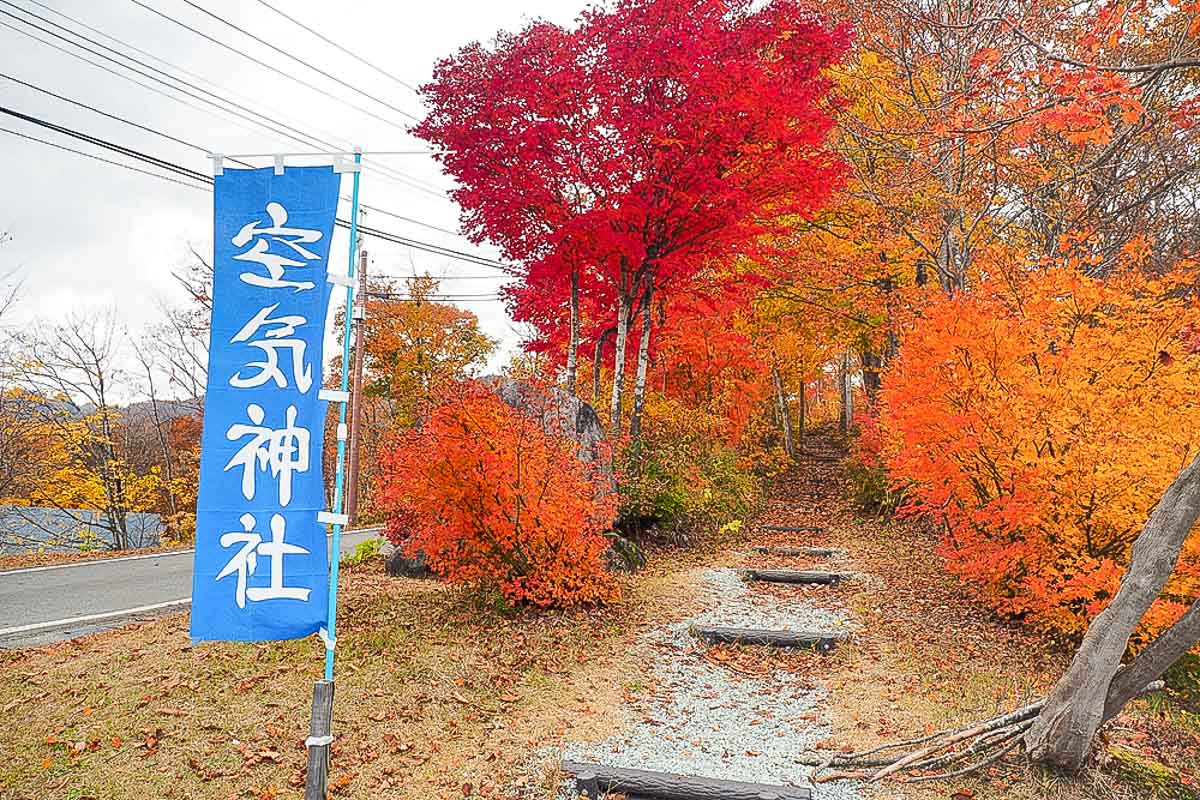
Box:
[191,165,341,642]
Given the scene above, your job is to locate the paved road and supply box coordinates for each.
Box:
[0,528,382,648]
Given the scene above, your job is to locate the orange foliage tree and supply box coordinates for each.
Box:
[878,267,1200,640]
[378,385,617,608]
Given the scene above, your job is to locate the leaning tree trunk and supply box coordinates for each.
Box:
[1025,450,1200,771]
[1103,597,1200,721]
[628,277,655,444]
[608,258,632,436]
[564,266,580,396]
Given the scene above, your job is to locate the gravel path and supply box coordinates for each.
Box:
[552,568,862,800]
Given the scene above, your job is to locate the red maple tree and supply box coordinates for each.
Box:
[415,0,848,436]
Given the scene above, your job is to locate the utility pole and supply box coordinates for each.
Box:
[345,249,368,526]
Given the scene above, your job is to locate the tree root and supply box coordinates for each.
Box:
[801,681,1163,785]
[803,703,1043,784]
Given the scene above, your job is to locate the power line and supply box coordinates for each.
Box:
[126,0,414,131]
[0,71,220,159]
[0,7,328,153]
[0,70,497,263]
[374,273,508,280]
[0,72,475,242]
[354,199,463,237]
[250,0,420,94]
[0,103,517,272]
[0,104,211,182]
[0,2,447,199]
[176,0,420,121]
[366,292,505,302]
[354,221,515,272]
[18,0,405,160]
[0,125,208,190]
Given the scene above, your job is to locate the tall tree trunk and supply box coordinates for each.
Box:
[565,266,580,395]
[772,362,794,460]
[608,257,632,435]
[861,349,882,402]
[592,326,616,407]
[1025,450,1200,771]
[798,380,806,455]
[839,352,853,436]
[141,360,179,519]
[628,277,655,443]
[96,401,130,551]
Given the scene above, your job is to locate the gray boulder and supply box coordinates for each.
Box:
[483,376,614,493]
[603,532,647,573]
[385,546,432,578]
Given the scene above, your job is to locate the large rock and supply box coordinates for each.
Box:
[483,377,614,492]
[603,532,647,573]
[385,545,432,578]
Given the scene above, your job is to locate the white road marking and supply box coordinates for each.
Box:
[0,598,192,638]
[0,527,385,577]
[0,549,194,576]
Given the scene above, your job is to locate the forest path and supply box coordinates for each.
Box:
[552,430,867,799]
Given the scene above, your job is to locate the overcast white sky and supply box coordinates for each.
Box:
[0,0,588,388]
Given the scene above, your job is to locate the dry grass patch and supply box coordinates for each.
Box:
[744,460,1200,800]
[0,553,706,800]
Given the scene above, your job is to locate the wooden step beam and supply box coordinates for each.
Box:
[692,626,844,652]
[752,546,843,558]
[760,525,825,534]
[563,761,813,800]
[743,569,848,586]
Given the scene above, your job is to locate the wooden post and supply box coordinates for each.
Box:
[304,679,335,800]
[345,249,368,526]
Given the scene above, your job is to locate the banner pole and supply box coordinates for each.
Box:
[304,148,362,800]
[325,147,363,681]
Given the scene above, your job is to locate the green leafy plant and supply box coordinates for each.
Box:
[340,536,382,568]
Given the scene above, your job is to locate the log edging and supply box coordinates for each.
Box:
[742,569,850,586]
[692,625,846,652]
[562,760,814,800]
[760,525,825,534]
[752,546,845,558]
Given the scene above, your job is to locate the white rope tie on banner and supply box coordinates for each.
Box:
[327,273,354,288]
[317,511,349,527]
[318,626,337,651]
[305,734,334,748]
[318,388,349,403]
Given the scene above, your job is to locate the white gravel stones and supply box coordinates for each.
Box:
[682,569,858,639]
[551,568,862,800]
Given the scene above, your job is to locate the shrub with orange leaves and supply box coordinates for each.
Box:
[379,385,618,608]
[879,267,1200,641]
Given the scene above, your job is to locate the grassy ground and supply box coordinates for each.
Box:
[2,462,1197,800]
[0,553,711,800]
